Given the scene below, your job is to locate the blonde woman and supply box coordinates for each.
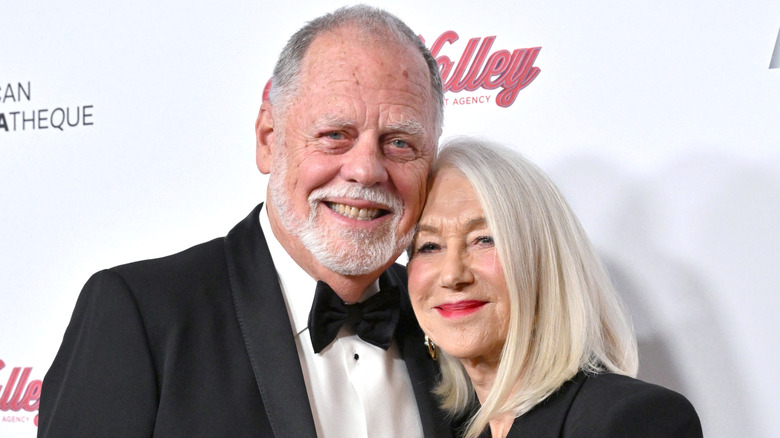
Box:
[408,137,701,438]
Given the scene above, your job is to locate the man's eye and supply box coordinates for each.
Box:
[390,139,409,149]
[384,139,417,161]
[326,132,345,140]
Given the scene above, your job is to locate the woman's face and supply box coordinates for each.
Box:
[408,167,510,367]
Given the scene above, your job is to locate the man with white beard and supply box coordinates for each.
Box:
[39,5,452,438]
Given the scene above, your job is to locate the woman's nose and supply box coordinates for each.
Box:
[438,248,474,290]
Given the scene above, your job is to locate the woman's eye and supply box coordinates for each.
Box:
[475,236,494,245]
[416,242,439,253]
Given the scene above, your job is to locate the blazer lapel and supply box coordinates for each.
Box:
[224,203,317,437]
[507,372,586,438]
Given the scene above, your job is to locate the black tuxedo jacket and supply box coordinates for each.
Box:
[39,204,452,438]
[493,371,702,438]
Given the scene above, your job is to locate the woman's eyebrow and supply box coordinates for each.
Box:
[416,223,439,234]
[465,217,487,230]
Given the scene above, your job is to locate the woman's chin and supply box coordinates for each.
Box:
[437,341,503,369]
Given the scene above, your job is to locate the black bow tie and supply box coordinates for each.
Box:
[307,279,400,353]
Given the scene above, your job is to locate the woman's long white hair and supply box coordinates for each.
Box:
[428,137,638,438]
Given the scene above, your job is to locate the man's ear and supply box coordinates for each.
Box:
[255,101,275,174]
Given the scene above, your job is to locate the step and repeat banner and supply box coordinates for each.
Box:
[2,1,779,437]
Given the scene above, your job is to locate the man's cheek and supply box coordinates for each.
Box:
[395,171,428,200]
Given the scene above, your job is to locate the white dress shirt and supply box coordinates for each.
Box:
[260,206,423,438]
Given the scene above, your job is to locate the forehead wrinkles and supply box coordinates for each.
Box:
[418,212,487,235]
[305,69,429,107]
[297,33,435,142]
[304,80,430,137]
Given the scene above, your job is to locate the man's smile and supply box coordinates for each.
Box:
[325,201,388,220]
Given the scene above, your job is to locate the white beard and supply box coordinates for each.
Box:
[268,147,414,276]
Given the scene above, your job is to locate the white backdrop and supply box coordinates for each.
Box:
[2,1,778,437]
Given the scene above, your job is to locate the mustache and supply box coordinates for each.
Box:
[308,184,403,214]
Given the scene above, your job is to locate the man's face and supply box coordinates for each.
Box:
[260,27,437,276]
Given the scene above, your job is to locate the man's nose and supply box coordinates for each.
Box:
[340,136,389,186]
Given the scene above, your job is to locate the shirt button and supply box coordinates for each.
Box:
[353,353,359,360]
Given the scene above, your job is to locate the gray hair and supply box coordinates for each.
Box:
[268,4,444,137]
[427,136,638,438]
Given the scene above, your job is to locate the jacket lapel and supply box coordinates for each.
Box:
[224,203,318,437]
[507,372,586,438]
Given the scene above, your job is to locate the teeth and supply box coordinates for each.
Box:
[328,202,382,220]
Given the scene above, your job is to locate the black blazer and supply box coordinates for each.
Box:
[39,203,452,438]
[490,371,702,438]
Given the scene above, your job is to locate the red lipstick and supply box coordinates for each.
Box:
[436,300,486,318]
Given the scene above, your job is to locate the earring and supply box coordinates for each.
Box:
[425,335,437,361]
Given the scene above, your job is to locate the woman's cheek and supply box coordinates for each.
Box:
[408,260,434,312]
